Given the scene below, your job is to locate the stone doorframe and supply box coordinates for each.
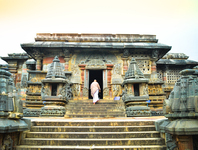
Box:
[78,64,114,100]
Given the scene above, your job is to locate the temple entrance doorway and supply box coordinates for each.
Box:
[89,70,103,99]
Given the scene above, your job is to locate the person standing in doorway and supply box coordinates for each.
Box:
[90,79,101,105]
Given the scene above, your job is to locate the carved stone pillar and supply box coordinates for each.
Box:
[106,64,113,98]
[78,64,86,98]
[64,58,70,71]
[151,61,157,74]
[122,49,130,75]
[122,58,128,75]
[63,49,71,71]
[36,58,42,71]
[163,65,169,82]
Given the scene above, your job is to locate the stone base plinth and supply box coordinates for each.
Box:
[126,106,151,117]
[40,106,66,117]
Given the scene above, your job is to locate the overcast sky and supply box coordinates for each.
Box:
[0,0,198,61]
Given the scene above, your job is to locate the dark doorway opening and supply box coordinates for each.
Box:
[134,84,140,96]
[89,70,103,99]
[52,84,57,96]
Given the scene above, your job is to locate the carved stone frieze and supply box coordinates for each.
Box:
[85,59,106,69]
[40,107,65,117]
[72,84,79,97]
[103,87,109,96]
[23,109,41,117]
[82,87,88,97]
[113,85,120,97]
[142,84,148,96]
[71,65,80,76]
[58,82,73,101]
[113,63,121,75]
[41,86,51,96]
[2,135,13,150]
[76,51,116,65]
[126,107,151,117]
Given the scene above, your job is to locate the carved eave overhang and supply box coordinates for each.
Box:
[157,59,198,65]
[148,78,164,84]
[1,53,30,61]
[123,78,149,85]
[21,42,171,60]
[42,78,67,83]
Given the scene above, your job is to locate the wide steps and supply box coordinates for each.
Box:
[32,121,154,126]
[17,119,166,150]
[65,111,125,115]
[16,145,166,150]
[65,114,126,118]
[65,99,126,118]
[20,137,165,146]
[31,125,156,132]
[26,131,160,138]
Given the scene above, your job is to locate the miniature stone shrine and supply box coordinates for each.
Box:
[155,65,198,150]
[122,58,151,117]
[0,64,30,149]
[40,56,72,117]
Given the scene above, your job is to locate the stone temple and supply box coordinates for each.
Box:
[1,33,198,149]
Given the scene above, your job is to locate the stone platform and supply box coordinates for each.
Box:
[16,117,166,150]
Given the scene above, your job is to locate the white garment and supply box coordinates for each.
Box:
[93,89,99,103]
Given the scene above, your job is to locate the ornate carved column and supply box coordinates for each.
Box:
[36,58,42,71]
[122,49,130,75]
[106,64,113,98]
[78,64,86,98]
[122,58,128,75]
[63,49,71,71]
[32,48,43,71]
[163,65,169,82]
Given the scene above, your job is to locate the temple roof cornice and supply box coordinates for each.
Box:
[21,42,171,49]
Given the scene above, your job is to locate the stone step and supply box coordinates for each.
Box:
[32,120,154,126]
[20,138,165,146]
[65,111,126,115]
[66,108,125,111]
[26,131,160,138]
[31,125,156,132]
[66,106,122,110]
[67,104,119,107]
[64,114,126,118]
[16,145,167,150]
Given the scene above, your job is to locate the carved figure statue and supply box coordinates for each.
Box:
[143,84,148,96]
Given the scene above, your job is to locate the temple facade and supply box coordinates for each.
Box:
[1,33,198,117]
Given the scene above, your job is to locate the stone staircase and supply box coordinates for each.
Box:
[16,119,166,150]
[64,99,126,118]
